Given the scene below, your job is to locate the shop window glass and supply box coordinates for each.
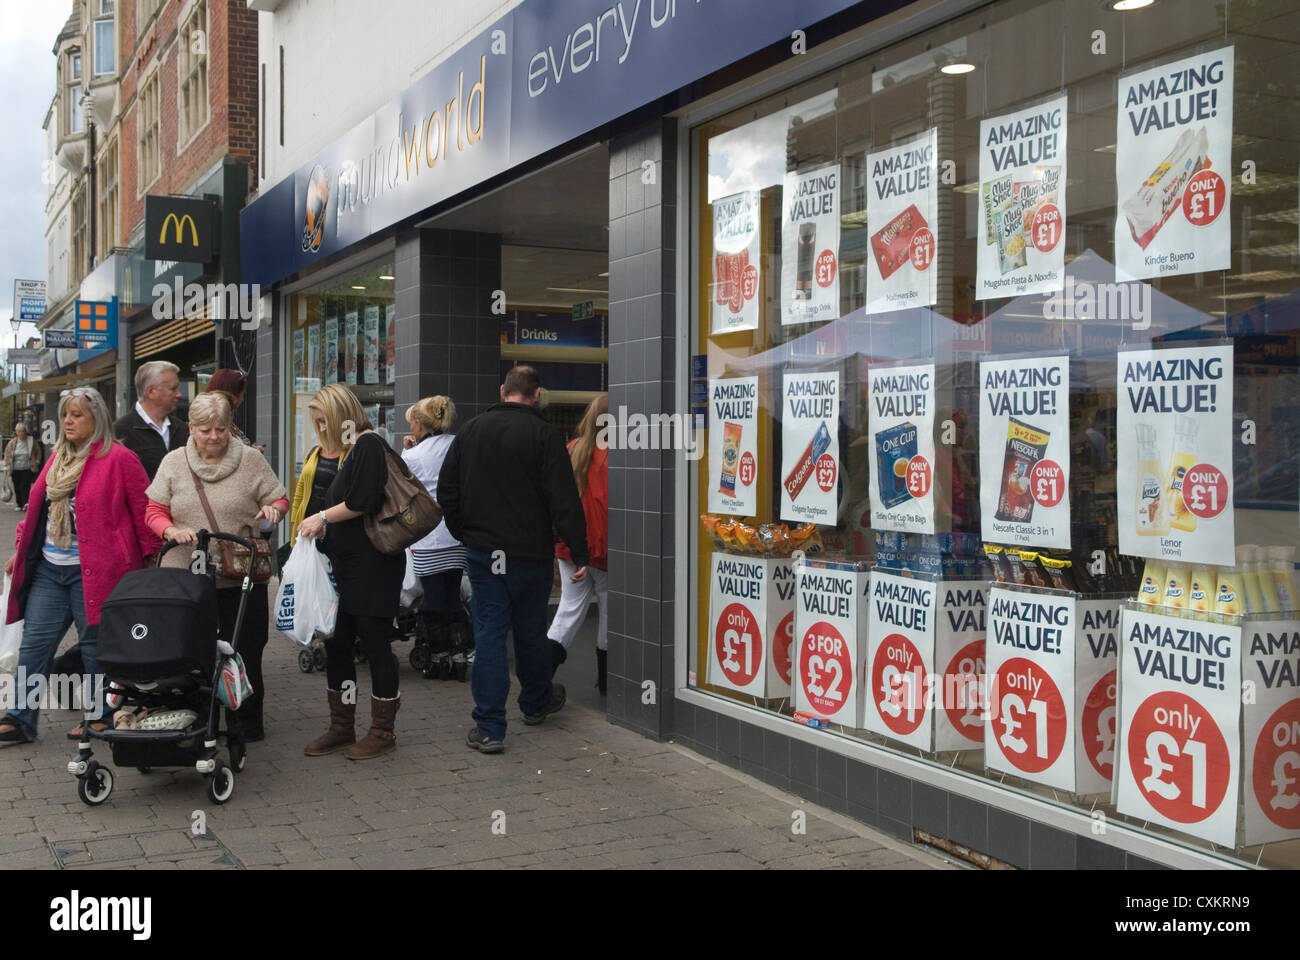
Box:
[285,256,397,490]
[690,0,1300,868]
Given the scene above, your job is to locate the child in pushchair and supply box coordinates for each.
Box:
[68,530,256,806]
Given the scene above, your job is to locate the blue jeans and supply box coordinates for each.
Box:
[4,558,100,740]
[466,550,553,741]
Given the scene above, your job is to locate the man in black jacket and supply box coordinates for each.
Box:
[439,365,589,753]
[113,360,188,480]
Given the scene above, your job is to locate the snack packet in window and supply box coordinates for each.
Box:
[789,523,824,554]
[735,522,763,554]
[995,202,1028,275]
[982,174,1014,246]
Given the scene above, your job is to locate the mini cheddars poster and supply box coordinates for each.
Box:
[711,191,761,334]
[707,377,759,517]
[1116,344,1234,567]
[867,363,936,534]
[780,371,839,524]
[1115,47,1234,282]
[781,164,841,325]
[978,355,1071,549]
[865,131,937,315]
[977,96,1067,301]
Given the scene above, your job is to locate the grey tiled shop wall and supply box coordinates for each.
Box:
[603,119,1168,870]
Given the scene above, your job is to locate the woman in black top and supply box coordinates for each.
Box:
[296,385,403,761]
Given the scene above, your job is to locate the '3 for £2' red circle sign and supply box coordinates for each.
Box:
[799,622,850,717]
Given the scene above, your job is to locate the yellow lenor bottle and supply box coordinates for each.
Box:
[1215,564,1247,617]
[1165,415,1199,533]
[1137,559,1166,606]
[1188,567,1213,613]
[1240,545,1272,615]
[1164,565,1188,611]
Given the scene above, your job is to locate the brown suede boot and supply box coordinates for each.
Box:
[346,694,399,761]
[304,689,356,756]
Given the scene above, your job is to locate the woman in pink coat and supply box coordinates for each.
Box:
[0,387,157,743]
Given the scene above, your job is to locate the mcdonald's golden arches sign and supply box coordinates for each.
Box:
[144,195,218,263]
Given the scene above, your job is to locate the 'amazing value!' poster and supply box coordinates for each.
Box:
[780,371,839,525]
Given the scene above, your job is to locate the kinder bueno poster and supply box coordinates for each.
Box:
[1115,47,1234,281]
[978,355,1071,549]
[793,562,868,727]
[711,190,761,334]
[1242,619,1300,845]
[780,371,839,525]
[865,570,937,750]
[706,553,796,699]
[986,587,1077,791]
[977,96,1067,300]
[867,363,936,534]
[933,582,989,751]
[707,377,760,517]
[865,131,937,315]
[1076,598,1122,796]
[1115,607,1241,846]
[1116,344,1234,567]
[781,165,840,326]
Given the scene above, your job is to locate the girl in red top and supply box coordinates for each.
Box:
[548,394,609,694]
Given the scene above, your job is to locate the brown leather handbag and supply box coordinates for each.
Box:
[188,468,275,583]
[363,442,442,555]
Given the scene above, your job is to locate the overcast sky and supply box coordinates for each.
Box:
[0,1,77,348]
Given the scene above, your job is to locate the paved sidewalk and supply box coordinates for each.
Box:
[0,509,945,870]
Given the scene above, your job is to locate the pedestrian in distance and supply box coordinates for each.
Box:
[114,360,189,481]
[0,387,157,743]
[296,384,405,761]
[143,392,288,742]
[548,393,610,695]
[4,422,44,511]
[438,365,589,754]
[205,368,263,452]
[401,396,470,680]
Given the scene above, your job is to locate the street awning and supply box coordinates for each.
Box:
[19,369,115,392]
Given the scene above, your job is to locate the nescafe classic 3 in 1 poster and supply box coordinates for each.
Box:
[711,191,761,334]
[1117,344,1234,567]
[866,130,937,315]
[781,165,840,326]
[977,96,1067,301]
[781,371,839,524]
[1115,47,1234,282]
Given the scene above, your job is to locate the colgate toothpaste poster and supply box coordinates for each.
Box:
[978,355,1071,549]
[711,191,761,334]
[865,570,937,750]
[1115,607,1241,846]
[707,377,759,517]
[1116,344,1234,567]
[780,371,839,525]
[1242,619,1300,845]
[793,562,867,727]
[1115,47,1234,282]
[985,587,1078,792]
[866,131,937,315]
[977,96,1067,301]
[780,164,840,326]
[867,363,936,534]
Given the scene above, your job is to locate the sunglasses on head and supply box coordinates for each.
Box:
[60,387,93,398]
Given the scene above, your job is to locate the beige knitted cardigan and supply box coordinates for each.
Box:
[147,438,287,584]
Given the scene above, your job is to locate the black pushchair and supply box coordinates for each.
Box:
[68,531,255,806]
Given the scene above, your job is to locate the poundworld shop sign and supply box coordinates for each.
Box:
[243,0,903,284]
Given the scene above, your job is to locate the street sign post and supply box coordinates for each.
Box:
[73,298,119,349]
[13,279,45,322]
[44,329,78,349]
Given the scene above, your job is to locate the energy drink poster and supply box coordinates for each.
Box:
[978,355,1071,549]
[363,305,380,385]
[1115,607,1241,846]
[793,563,868,727]
[1242,618,1300,845]
[706,554,796,699]
[867,363,936,534]
[325,312,339,384]
[986,587,1077,791]
[780,371,839,524]
[780,164,840,326]
[1117,344,1234,567]
[865,571,936,750]
[711,191,761,335]
[1075,599,1121,796]
[977,96,1067,301]
[707,377,759,517]
[344,310,359,385]
[933,582,989,751]
[865,131,937,315]
[1115,47,1234,281]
